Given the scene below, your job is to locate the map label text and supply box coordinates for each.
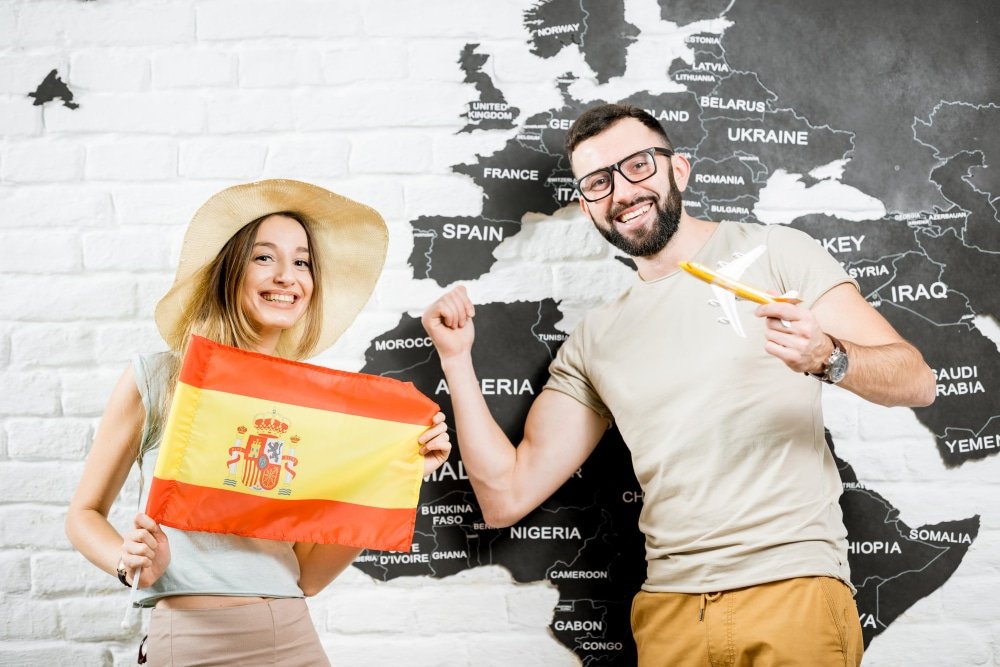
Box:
[442,223,505,242]
[700,96,766,113]
[510,525,582,539]
[889,282,948,302]
[819,235,864,253]
[909,529,972,544]
[945,434,998,454]
[483,167,540,180]
[727,127,809,145]
[848,541,902,554]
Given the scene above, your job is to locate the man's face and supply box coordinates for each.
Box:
[571,118,684,257]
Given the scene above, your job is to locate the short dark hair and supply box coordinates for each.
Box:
[565,103,673,159]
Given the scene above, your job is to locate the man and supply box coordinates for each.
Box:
[422,104,935,665]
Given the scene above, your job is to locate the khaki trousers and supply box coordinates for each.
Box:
[146,597,330,666]
[631,577,864,667]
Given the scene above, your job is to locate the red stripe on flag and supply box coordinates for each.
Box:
[146,476,417,552]
[180,335,438,425]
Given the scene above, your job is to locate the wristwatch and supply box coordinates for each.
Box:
[808,334,849,384]
[116,558,131,587]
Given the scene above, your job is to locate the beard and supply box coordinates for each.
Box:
[591,171,683,258]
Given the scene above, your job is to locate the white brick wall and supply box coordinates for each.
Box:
[151,49,235,89]
[86,138,178,181]
[3,140,85,182]
[70,51,150,92]
[2,1,997,666]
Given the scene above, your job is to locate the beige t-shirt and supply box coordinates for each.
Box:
[545,221,857,593]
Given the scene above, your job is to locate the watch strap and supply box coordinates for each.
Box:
[806,334,846,384]
[116,559,131,587]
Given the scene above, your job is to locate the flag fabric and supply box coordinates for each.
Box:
[146,335,438,552]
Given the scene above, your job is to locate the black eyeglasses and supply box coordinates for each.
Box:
[574,147,674,202]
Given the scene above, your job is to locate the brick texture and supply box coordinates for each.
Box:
[2,3,996,667]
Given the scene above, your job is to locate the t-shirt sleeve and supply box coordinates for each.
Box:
[542,318,613,422]
[764,224,859,307]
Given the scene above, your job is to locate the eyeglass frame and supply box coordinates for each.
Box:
[573,146,675,202]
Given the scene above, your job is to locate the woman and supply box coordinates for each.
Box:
[66,180,452,665]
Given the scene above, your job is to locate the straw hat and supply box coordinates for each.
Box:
[155,179,388,359]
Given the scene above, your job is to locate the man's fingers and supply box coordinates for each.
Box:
[442,287,474,325]
[447,289,475,325]
[434,295,463,328]
[424,287,476,331]
[763,317,799,334]
[445,294,468,328]
[755,301,801,321]
[452,284,471,306]
[764,329,805,351]
[763,340,797,363]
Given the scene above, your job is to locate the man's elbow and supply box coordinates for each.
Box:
[480,504,526,529]
[481,510,516,529]
[890,363,936,408]
[889,344,936,408]
[914,366,937,408]
[470,481,531,528]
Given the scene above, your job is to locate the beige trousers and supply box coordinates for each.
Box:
[631,576,864,667]
[145,597,330,666]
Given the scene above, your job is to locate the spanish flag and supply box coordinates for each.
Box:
[146,335,438,552]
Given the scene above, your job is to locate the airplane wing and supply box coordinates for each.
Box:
[716,244,767,279]
[711,244,767,337]
[711,284,746,337]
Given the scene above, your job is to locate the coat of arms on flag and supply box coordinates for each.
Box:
[146,335,439,552]
[226,411,299,495]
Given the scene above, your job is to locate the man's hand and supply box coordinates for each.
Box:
[756,282,934,406]
[421,286,477,361]
[754,300,832,375]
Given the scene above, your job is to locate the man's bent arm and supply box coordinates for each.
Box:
[439,355,605,527]
[425,287,606,527]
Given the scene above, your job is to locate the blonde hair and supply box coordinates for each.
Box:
[141,212,324,463]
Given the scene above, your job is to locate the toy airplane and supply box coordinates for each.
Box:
[678,245,800,337]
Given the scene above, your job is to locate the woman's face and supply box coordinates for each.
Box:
[240,214,314,353]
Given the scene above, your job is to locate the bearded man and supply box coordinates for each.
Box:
[422,103,935,666]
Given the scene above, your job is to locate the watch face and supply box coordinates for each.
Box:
[828,351,849,383]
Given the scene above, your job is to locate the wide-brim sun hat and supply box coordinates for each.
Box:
[155,179,388,359]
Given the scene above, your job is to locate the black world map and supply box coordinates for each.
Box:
[352,1,995,664]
